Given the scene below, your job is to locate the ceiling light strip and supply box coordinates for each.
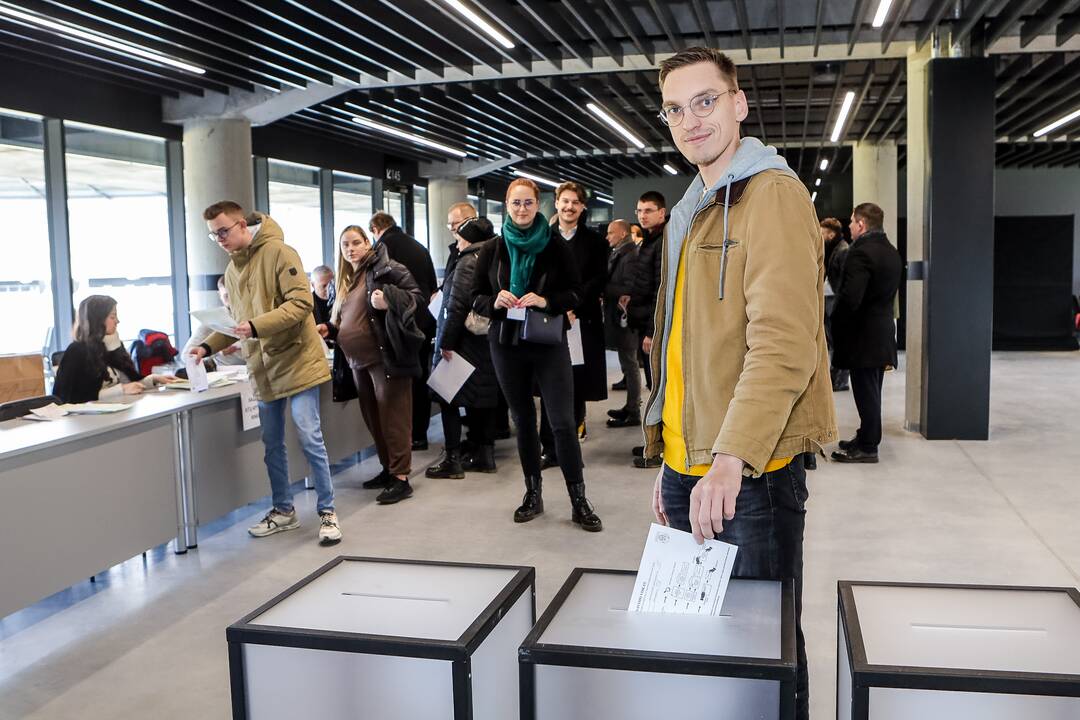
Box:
[511,169,560,188]
[871,0,894,28]
[586,102,646,150]
[830,91,856,143]
[1033,107,1080,139]
[663,164,679,175]
[439,0,515,50]
[351,117,467,158]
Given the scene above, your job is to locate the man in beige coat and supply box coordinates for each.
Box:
[193,201,341,546]
[646,49,836,720]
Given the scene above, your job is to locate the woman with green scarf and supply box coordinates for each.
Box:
[472,178,603,532]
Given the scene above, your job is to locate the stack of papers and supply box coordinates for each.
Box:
[27,402,135,420]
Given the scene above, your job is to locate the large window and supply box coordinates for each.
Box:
[269,160,323,272]
[487,199,504,233]
[412,185,428,248]
[383,189,405,232]
[0,111,52,355]
[332,171,373,242]
[65,123,173,343]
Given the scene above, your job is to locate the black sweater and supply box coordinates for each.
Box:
[53,341,144,404]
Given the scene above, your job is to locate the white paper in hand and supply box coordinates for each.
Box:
[427,353,475,403]
[428,290,443,319]
[567,318,585,366]
[184,356,210,393]
[506,306,526,321]
[190,306,239,337]
[628,523,738,616]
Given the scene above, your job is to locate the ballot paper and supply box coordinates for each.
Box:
[185,356,210,393]
[190,306,239,337]
[567,318,584,366]
[60,403,133,415]
[428,290,443,319]
[165,372,236,390]
[628,523,738,616]
[427,352,475,403]
[506,306,527,321]
[27,403,67,421]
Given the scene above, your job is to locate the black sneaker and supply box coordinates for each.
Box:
[632,445,644,458]
[607,414,641,428]
[831,447,879,464]
[376,479,415,504]
[411,439,429,451]
[362,469,392,489]
[607,407,629,420]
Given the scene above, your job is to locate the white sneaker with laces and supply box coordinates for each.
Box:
[318,511,342,545]
[248,508,300,538]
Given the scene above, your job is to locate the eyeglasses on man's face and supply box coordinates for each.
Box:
[208,220,241,242]
[510,199,536,210]
[658,89,737,127]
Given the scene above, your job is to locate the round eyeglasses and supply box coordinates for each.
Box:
[658,89,737,127]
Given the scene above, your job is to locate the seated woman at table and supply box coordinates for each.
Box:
[53,295,178,403]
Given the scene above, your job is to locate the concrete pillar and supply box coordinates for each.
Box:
[426,176,469,273]
[904,44,931,433]
[182,119,254,311]
[852,139,898,245]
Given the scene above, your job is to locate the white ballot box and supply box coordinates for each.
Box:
[837,581,1080,719]
[227,557,535,720]
[519,568,796,720]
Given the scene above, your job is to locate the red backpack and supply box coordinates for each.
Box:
[129,329,178,376]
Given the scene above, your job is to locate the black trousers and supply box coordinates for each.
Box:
[439,402,495,450]
[489,336,584,486]
[412,340,433,443]
[850,367,885,452]
[639,346,652,390]
[538,397,586,460]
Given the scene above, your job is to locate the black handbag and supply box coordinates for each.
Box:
[521,309,564,345]
[331,343,358,402]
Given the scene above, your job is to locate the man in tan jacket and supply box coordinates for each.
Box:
[646,49,836,720]
[193,201,341,546]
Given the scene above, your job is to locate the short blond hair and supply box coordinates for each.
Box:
[658,47,739,91]
[447,201,477,218]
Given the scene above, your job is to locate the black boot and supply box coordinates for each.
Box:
[539,452,559,470]
[461,444,497,473]
[513,475,544,523]
[567,483,603,532]
[425,448,465,479]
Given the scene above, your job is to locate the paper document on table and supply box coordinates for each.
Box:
[628,523,738,616]
[185,356,210,392]
[166,372,235,390]
[428,290,443,319]
[427,353,475,403]
[567,318,584,366]
[190,306,238,337]
[27,403,67,421]
[60,403,133,414]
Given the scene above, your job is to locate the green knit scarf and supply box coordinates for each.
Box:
[502,212,550,297]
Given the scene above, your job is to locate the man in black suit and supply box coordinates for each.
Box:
[830,203,903,464]
[370,211,439,451]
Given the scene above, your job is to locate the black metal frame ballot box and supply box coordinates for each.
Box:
[518,568,797,720]
[837,580,1080,719]
[226,556,535,720]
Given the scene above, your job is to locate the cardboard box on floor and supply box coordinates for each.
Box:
[0,353,46,403]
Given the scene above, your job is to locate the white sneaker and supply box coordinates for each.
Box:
[318,511,342,546]
[248,508,300,538]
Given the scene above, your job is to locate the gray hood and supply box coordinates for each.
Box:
[646,138,797,428]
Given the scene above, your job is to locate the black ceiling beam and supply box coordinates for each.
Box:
[464,82,588,153]
[645,0,684,53]
[382,0,504,71]
[344,94,486,158]
[529,79,628,149]
[602,0,654,63]
[561,0,621,64]
[124,0,334,85]
[332,0,474,74]
[606,74,668,146]
[916,0,959,50]
[847,0,870,55]
[813,0,826,55]
[748,66,769,143]
[416,86,552,157]
[797,72,816,175]
[481,0,564,69]
[1020,0,1079,45]
[997,56,1080,126]
[286,112,443,162]
[634,72,662,112]
[859,62,903,142]
[994,53,1035,99]
[403,86,546,157]
[1003,84,1080,137]
[374,0,499,72]
[878,102,906,142]
[814,64,846,175]
[516,0,593,67]
[733,0,754,59]
[1058,11,1080,43]
[844,63,877,143]
[952,0,1000,47]
[356,91,504,159]
[0,41,180,97]
[986,0,1045,47]
[690,0,716,47]
[779,65,787,148]
[418,0,532,71]
[882,0,916,52]
[389,87,521,158]
[499,80,611,152]
[778,0,786,58]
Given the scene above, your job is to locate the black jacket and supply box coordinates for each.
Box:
[434,240,498,408]
[824,237,850,297]
[378,225,438,338]
[628,220,667,336]
[604,239,639,346]
[328,242,426,378]
[556,223,609,402]
[53,341,143,404]
[832,230,903,370]
[473,232,582,347]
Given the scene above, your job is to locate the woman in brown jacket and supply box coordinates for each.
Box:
[317,226,426,505]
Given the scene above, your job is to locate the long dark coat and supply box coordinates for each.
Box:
[832,230,903,370]
[557,223,609,403]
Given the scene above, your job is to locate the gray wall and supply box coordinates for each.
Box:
[611,175,693,222]
[994,167,1080,295]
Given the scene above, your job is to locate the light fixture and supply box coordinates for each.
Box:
[871,0,894,28]
[512,169,560,188]
[814,178,821,187]
[820,158,829,171]
[811,191,818,202]
[663,163,678,175]
[586,102,646,149]
[439,0,515,50]
[0,2,205,75]
[352,117,467,158]
[830,91,856,143]
[594,194,614,205]
[1033,107,1080,138]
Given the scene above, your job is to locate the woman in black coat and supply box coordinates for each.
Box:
[317,226,426,505]
[426,217,500,478]
[473,178,602,532]
[54,295,178,403]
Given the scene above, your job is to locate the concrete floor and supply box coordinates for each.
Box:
[1,351,1078,719]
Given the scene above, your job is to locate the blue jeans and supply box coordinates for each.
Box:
[661,461,809,720]
[258,385,335,514]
